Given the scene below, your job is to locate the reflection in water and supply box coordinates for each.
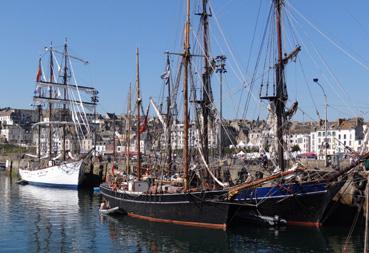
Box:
[101,215,230,253]
[0,174,365,252]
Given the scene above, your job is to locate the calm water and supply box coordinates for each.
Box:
[0,173,364,252]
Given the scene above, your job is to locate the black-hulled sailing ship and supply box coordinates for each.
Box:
[226,0,369,227]
[101,0,369,229]
[19,40,98,189]
[100,0,231,230]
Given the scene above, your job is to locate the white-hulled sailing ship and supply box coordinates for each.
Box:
[19,40,98,189]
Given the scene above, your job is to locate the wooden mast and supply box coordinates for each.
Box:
[200,0,211,165]
[62,39,68,161]
[275,0,286,172]
[165,54,172,173]
[113,114,116,160]
[37,57,42,160]
[183,0,190,191]
[136,48,142,180]
[48,43,54,160]
[37,104,42,159]
[126,83,132,177]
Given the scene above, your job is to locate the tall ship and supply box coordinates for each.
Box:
[101,0,369,229]
[19,40,98,189]
[101,0,232,230]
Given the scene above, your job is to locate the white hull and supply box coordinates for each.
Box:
[19,160,84,189]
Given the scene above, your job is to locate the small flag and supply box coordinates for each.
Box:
[36,58,43,82]
[111,163,115,176]
[139,104,150,134]
[160,55,171,85]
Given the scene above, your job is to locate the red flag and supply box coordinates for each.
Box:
[36,58,42,82]
[111,163,115,176]
[139,104,150,134]
[139,119,147,133]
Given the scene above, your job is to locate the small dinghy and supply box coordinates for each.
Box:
[99,206,119,215]
[16,179,28,185]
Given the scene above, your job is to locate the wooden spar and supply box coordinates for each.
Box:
[126,83,132,177]
[37,104,42,159]
[227,164,307,200]
[136,48,142,180]
[48,43,53,159]
[275,0,286,172]
[165,55,172,172]
[183,0,190,191]
[113,114,116,160]
[201,0,211,165]
[228,151,369,200]
[62,40,68,161]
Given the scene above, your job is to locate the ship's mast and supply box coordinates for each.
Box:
[37,104,42,159]
[275,0,286,171]
[62,40,68,161]
[113,114,116,160]
[48,43,54,159]
[183,0,191,191]
[165,54,172,173]
[199,0,211,164]
[126,83,132,177]
[136,48,142,180]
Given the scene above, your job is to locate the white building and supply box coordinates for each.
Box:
[287,133,311,154]
[310,118,364,160]
[167,123,217,150]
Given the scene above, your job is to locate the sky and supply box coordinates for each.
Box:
[1,0,369,122]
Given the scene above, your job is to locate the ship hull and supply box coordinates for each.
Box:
[19,160,84,189]
[100,184,230,230]
[231,181,344,227]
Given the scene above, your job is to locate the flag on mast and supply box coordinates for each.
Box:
[36,58,43,82]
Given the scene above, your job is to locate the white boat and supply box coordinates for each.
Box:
[99,206,120,215]
[19,160,84,189]
[19,40,98,189]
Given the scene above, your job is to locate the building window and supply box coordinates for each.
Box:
[318,132,321,137]
[338,134,341,139]
[344,134,346,139]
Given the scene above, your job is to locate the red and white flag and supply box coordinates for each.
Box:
[36,58,43,82]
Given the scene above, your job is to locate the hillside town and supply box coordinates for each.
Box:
[1,106,367,164]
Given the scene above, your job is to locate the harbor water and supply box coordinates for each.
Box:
[0,173,364,252]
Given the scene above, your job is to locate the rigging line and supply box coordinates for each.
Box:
[68,57,91,135]
[285,7,357,118]
[312,47,357,116]
[210,23,247,117]
[345,8,369,39]
[297,58,320,120]
[287,2,369,74]
[283,9,321,118]
[241,2,274,119]
[190,59,236,147]
[215,0,235,17]
[209,1,251,87]
[244,0,263,78]
[328,105,352,118]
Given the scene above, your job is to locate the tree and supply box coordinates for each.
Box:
[291,145,301,153]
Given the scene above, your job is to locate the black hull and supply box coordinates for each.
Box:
[231,181,344,227]
[100,184,230,230]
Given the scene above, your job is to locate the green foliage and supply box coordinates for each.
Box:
[0,144,33,155]
[291,144,301,153]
